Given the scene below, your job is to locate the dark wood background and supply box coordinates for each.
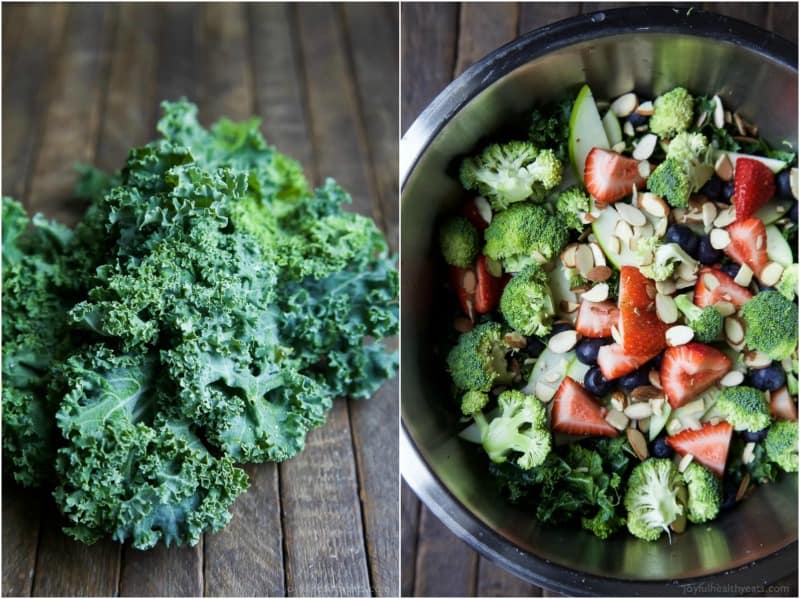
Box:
[2,3,398,597]
[401,2,798,596]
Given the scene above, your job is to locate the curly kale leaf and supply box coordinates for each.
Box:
[528,98,572,162]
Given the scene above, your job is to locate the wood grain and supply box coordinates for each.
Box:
[413,505,477,597]
[399,482,420,597]
[455,3,519,76]
[155,4,203,104]
[1,486,42,597]
[476,557,543,597]
[518,3,580,34]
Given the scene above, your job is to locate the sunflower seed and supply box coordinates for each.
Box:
[760,262,784,287]
[725,110,733,126]
[616,202,647,227]
[610,92,638,117]
[733,113,747,137]
[713,205,737,228]
[712,95,725,128]
[627,428,649,460]
[733,263,753,287]
[606,409,630,431]
[709,228,731,250]
[724,317,745,344]
[548,330,580,354]
[678,453,694,473]
[581,283,609,303]
[656,293,679,324]
[720,370,745,387]
[714,152,733,181]
[575,244,595,276]
[632,134,658,161]
[666,325,695,346]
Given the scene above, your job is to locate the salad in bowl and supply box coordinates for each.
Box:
[438,83,799,542]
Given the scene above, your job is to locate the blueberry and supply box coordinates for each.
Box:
[550,322,573,336]
[749,362,786,391]
[741,427,769,443]
[720,263,740,279]
[619,366,650,392]
[627,112,648,127]
[758,284,777,292]
[700,174,724,201]
[525,336,545,358]
[790,202,798,224]
[720,478,739,511]
[664,225,699,258]
[776,169,793,199]
[584,366,615,396]
[576,337,612,365]
[698,235,723,266]
[649,353,664,370]
[651,436,674,459]
[722,180,735,201]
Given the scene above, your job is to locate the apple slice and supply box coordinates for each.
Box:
[569,85,610,181]
[712,150,788,174]
[602,110,623,147]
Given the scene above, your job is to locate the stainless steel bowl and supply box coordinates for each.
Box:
[401,7,798,595]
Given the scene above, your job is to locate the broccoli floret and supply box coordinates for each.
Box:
[483,203,569,272]
[717,386,771,432]
[461,389,489,416]
[741,291,799,360]
[647,159,691,208]
[499,264,555,337]
[624,458,686,541]
[438,216,480,267]
[635,238,699,282]
[460,141,563,211]
[764,420,798,472]
[682,462,722,524]
[647,132,713,208]
[649,87,694,139]
[777,263,798,301]
[447,322,512,392]
[674,294,723,342]
[556,186,591,231]
[666,132,709,163]
[528,98,572,161]
[473,390,551,469]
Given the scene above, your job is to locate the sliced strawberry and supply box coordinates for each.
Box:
[660,343,732,408]
[449,265,475,320]
[693,266,753,308]
[461,197,491,231]
[618,266,669,356]
[597,343,660,380]
[583,148,648,203]
[551,377,618,437]
[666,421,733,477]
[474,255,502,314]
[725,218,770,279]
[575,300,620,338]
[732,157,775,221]
[770,386,798,422]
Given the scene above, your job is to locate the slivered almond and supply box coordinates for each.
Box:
[676,260,698,281]
[611,325,622,345]
[610,390,627,412]
[625,401,653,420]
[655,216,668,237]
[733,113,747,137]
[720,370,745,387]
[713,206,736,228]
[615,219,633,241]
[724,317,744,344]
[636,101,654,116]
[734,264,753,287]
[504,332,527,349]
[714,301,735,316]
[756,235,764,250]
[610,92,638,117]
[702,272,720,291]
[714,153,734,181]
[475,196,492,224]
[640,193,669,218]
[760,262,784,286]
[581,283,609,303]
[666,325,694,346]
[736,473,751,502]
[744,350,772,369]
[586,265,612,282]
[535,381,557,403]
[655,279,676,295]
[612,141,627,153]
[561,243,579,269]
[638,160,651,178]
[650,397,665,416]
[675,277,697,290]
[649,370,662,390]
[633,134,658,161]
[656,293,678,324]
[702,202,718,231]
[627,428,649,461]
[606,409,630,431]
[589,242,606,267]
[575,244,595,276]
[695,111,708,128]
[616,202,647,227]
[463,270,477,293]
[645,283,657,300]
[678,453,694,473]
[608,235,621,254]
[710,228,731,250]
[631,386,663,402]
[454,317,473,333]
[623,120,635,137]
[712,95,724,128]
[548,330,580,354]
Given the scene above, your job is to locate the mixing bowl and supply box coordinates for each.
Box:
[401,7,798,595]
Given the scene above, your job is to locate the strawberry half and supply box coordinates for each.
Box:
[693,266,753,308]
[461,197,491,231]
[666,421,733,477]
[597,343,660,380]
[770,386,798,422]
[583,148,648,203]
[551,377,618,437]
[474,255,502,314]
[618,266,669,356]
[660,342,732,408]
[732,157,775,221]
[725,218,769,279]
[575,300,620,338]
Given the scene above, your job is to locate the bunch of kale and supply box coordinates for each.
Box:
[2,100,398,549]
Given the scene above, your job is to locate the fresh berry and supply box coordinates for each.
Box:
[741,428,768,443]
[461,197,490,231]
[666,421,733,477]
[584,366,615,396]
[790,202,798,223]
[474,255,502,314]
[722,180,735,201]
[651,436,674,459]
[775,169,793,200]
[725,218,770,279]
[693,266,753,308]
[719,263,740,279]
[596,343,660,380]
[449,265,475,320]
[700,174,724,201]
[627,112,648,128]
[749,362,787,392]
[575,337,612,365]
[619,366,651,392]
[664,225,699,258]
[618,266,669,355]
[660,342,732,408]
[575,300,620,339]
[732,157,775,221]
[551,377,618,437]
[769,386,798,421]
[550,322,574,336]
[697,235,722,265]
[583,148,648,204]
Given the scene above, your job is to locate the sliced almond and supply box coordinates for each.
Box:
[616,202,647,227]
[714,152,734,181]
[610,92,638,117]
[614,219,633,241]
[675,277,697,290]
[702,202,718,231]
[611,324,622,345]
[638,160,651,179]
[666,418,683,436]
[637,416,651,434]
[636,101,654,116]
[760,262,784,287]
[623,120,635,137]
[702,272,720,291]
[678,453,694,473]
[656,293,679,324]
[535,381,557,403]
[475,196,492,224]
[462,270,477,293]
[606,409,630,431]
[744,350,772,369]
[627,427,649,461]
[608,235,621,255]
[654,216,668,238]
[712,95,725,128]
[714,301,736,316]
[733,263,753,287]
[612,141,627,153]
[560,300,580,314]
[649,370,662,390]
[631,386,663,402]
[586,265,613,283]
[548,330,580,354]
[713,205,737,228]
[632,134,658,161]
[575,244,595,276]
[676,260,699,281]
[560,243,579,269]
[639,192,669,218]
[581,283,609,303]
[589,242,606,267]
[709,228,731,250]
[504,332,527,349]
[650,397,665,416]
[733,113,747,137]
[454,317,473,333]
[724,317,745,345]
[742,441,756,465]
[735,472,751,502]
[791,167,798,199]
[655,279,677,296]
[719,370,745,388]
[666,325,695,347]
[610,390,627,412]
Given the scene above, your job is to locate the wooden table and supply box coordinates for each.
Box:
[2,3,398,597]
[401,2,798,596]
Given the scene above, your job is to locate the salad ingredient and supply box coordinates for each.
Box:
[528,98,572,162]
[447,322,512,391]
[575,300,619,338]
[648,87,693,138]
[569,84,610,180]
[483,203,569,271]
[724,218,770,279]
[776,263,798,300]
[499,264,555,336]
[666,421,733,477]
[740,291,798,360]
[682,462,722,523]
[648,132,714,208]
[716,386,772,432]
[583,148,648,203]
[583,366,615,396]
[765,421,799,472]
[461,389,490,416]
[551,377,618,437]
[474,255,504,313]
[439,215,481,267]
[693,267,753,307]
[635,237,699,282]
[750,363,786,392]
[576,337,613,365]
[674,294,724,343]
[596,343,659,380]
[664,224,700,257]
[556,186,592,231]
[769,387,798,421]
[618,266,669,355]
[660,343,732,408]
[624,458,686,541]
[732,157,776,221]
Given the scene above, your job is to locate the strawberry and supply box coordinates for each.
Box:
[666,421,733,477]
[724,218,769,279]
[732,157,775,221]
[596,343,660,380]
[770,386,798,422]
[575,300,620,338]
[693,266,753,308]
[461,197,491,231]
[618,266,669,356]
[583,148,648,203]
[660,342,732,408]
[474,255,502,314]
[449,265,476,320]
[551,377,618,437]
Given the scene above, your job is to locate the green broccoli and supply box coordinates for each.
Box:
[740,291,799,360]
[438,215,480,267]
[649,87,694,139]
[652,132,715,207]
[764,420,798,473]
[674,294,723,342]
[717,386,771,432]
[555,186,591,231]
[682,462,722,524]
[647,159,691,208]
[483,203,569,272]
[635,237,699,282]
[528,98,572,162]
[499,264,556,337]
[777,263,798,301]
[461,389,489,416]
[624,458,686,541]
[447,322,512,392]
[460,141,563,211]
[473,390,551,469]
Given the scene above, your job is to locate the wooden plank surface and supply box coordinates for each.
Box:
[400,2,799,596]
[2,3,398,597]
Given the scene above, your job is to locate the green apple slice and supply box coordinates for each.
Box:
[753,198,793,225]
[569,85,610,182]
[712,150,788,174]
[766,224,793,266]
[602,110,623,147]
